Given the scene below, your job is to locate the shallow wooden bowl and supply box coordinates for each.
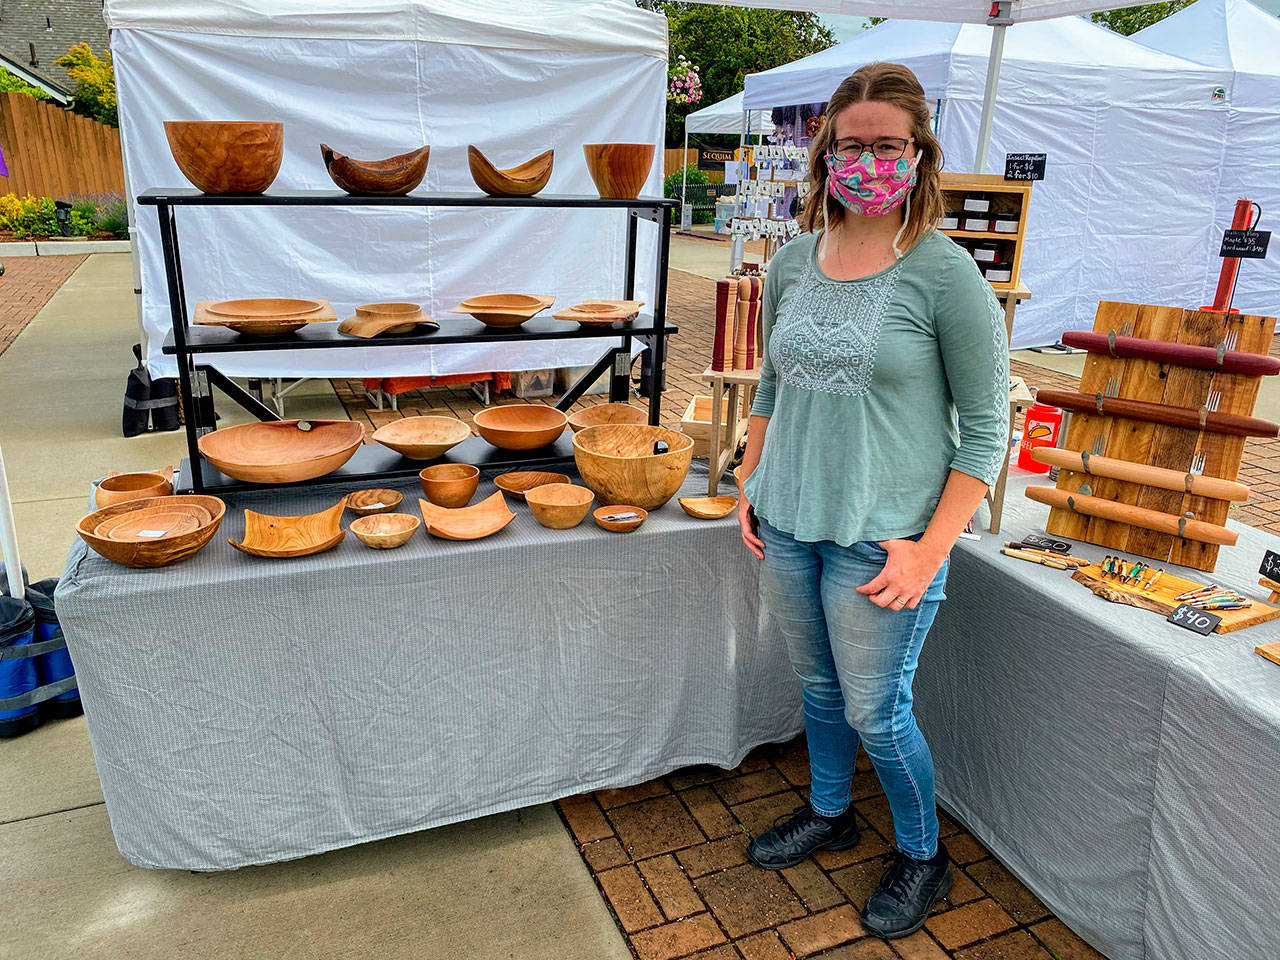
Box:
[198,419,364,484]
[418,463,479,508]
[417,492,515,541]
[679,496,738,520]
[525,483,594,530]
[450,294,555,328]
[95,502,213,542]
[227,498,347,558]
[473,405,568,451]
[593,504,647,533]
[349,512,420,549]
[493,470,570,502]
[372,415,471,460]
[553,299,645,326]
[467,145,553,197]
[339,302,437,339]
[76,495,225,568]
[345,488,403,517]
[567,403,648,433]
[572,424,694,510]
[206,298,324,320]
[164,121,283,195]
[583,143,655,200]
[321,143,429,196]
[94,467,173,508]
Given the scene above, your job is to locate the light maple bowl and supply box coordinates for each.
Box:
[679,496,738,520]
[567,403,648,433]
[94,469,173,508]
[372,415,471,460]
[467,145,553,197]
[493,470,570,502]
[77,495,225,568]
[198,420,365,484]
[418,463,479,508]
[593,504,647,533]
[227,498,347,558]
[321,143,429,196]
[525,483,594,530]
[451,294,554,329]
[163,121,283,195]
[417,492,515,541]
[473,405,568,451]
[349,513,420,549]
[345,488,403,517]
[339,302,435,339]
[572,424,694,510]
[200,297,328,336]
[583,143,655,200]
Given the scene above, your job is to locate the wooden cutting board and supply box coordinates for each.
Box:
[1071,562,1280,634]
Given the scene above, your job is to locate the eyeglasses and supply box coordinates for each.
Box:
[829,137,915,161]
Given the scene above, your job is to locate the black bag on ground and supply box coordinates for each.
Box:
[122,344,181,436]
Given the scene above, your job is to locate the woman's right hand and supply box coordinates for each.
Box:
[739,494,764,558]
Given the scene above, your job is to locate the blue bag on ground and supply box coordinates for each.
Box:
[0,595,38,737]
[27,579,80,720]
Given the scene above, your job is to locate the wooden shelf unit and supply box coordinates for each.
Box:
[938,173,1032,293]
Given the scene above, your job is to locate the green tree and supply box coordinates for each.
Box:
[55,43,117,127]
[1090,2,1194,35]
[0,68,51,100]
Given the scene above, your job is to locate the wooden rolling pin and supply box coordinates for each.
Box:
[1025,485,1238,546]
[1030,447,1250,502]
[1060,331,1280,376]
[1036,389,1279,439]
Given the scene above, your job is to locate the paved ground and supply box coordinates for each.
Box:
[0,254,86,356]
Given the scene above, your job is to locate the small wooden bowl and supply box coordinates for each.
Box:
[583,143,655,200]
[419,463,479,508]
[553,300,645,327]
[450,294,555,329]
[593,504,647,533]
[493,470,570,502]
[567,403,648,432]
[679,496,738,520]
[77,495,225,568]
[467,145,553,197]
[572,424,695,510]
[418,492,515,541]
[94,468,173,508]
[321,143,430,196]
[345,488,403,517]
[473,405,568,451]
[525,483,594,530]
[372,416,471,460]
[227,498,347,558]
[349,512,420,549]
[163,121,283,194]
[198,420,364,484]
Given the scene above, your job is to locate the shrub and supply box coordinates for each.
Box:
[0,195,57,238]
[0,192,131,239]
[663,165,716,224]
[0,68,50,100]
[94,195,130,239]
[55,43,116,127]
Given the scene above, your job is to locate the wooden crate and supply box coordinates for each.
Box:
[938,173,1032,293]
[681,394,736,458]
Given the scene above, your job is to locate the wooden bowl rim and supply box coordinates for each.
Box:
[206,298,324,319]
[567,403,648,429]
[98,471,169,493]
[525,483,594,507]
[198,419,365,467]
[373,415,471,443]
[593,504,648,520]
[164,120,283,132]
[473,405,569,430]
[467,145,554,182]
[346,488,403,508]
[350,512,420,535]
[354,302,423,319]
[77,495,226,542]
[572,424,694,461]
[494,470,570,493]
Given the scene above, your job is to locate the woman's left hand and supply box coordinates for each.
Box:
[856,539,947,611]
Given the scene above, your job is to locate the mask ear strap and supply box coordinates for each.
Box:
[892,191,911,260]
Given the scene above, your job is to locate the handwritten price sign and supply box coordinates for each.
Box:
[1167,604,1222,636]
[1004,153,1046,181]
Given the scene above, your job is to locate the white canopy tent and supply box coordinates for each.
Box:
[742,17,1233,347]
[685,92,769,136]
[105,0,667,378]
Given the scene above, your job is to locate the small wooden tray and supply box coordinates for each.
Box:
[1072,562,1280,634]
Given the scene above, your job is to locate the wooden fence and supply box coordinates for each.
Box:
[0,92,124,198]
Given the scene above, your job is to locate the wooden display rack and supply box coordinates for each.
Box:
[1072,562,1280,634]
[938,173,1031,293]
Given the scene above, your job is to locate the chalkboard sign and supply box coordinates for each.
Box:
[1220,229,1271,259]
[1261,550,1280,582]
[1019,533,1071,554]
[1167,604,1222,636]
[1004,153,1046,181]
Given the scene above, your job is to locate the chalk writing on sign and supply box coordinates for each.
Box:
[1260,550,1280,582]
[1167,604,1221,636]
[1004,153,1046,181]
[1220,229,1271,259]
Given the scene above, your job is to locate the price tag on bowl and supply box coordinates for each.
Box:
[1167,603,1222,636]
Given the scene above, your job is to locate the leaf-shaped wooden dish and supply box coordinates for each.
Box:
[417,491,514,541]
[198,419,364,484]
[228,498,347,558]
[321,143,430,196]
[372,415,471,460]
[467,145,553,197]
[349,513,420,549]
[567,403,648,432]
[679,496,738,520]
[553,300,645,327]
[338,302,438,339]
[493,470,570,502]
[345,488,403,517]
[450,294,555,329]
[76,495,225,569]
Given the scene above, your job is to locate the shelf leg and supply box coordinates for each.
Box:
[157,203,204,493]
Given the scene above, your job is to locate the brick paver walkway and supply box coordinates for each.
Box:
[0,255,87,358]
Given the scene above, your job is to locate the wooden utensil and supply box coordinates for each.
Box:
[593,505,647,533]
[493,471,570,502]
[228,498,347,558]
[94,467,174,508]
[678,496,738,520]
[163,121,283,195]
[582,143,655,199]
[418,463,479,508]
[77,495,225,568]
[1026,485,1237,546]
[1035,389,1278,439]
[467,145,553,197]
[321,144,430,196]
[338,302,438,339]
[525,483,594,529]
[566,403,648,432]
[472,405,568,451]
[417,492,515,541]
[450,294,555,328]
[345,488,403,516]
[572,424,694,509]
[198,420,365,484]
[1060,331,1280,377]
[1030,447,1250,502]
[372,416,471,460]
[349,513,420,549]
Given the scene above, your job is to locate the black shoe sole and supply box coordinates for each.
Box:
[862,864,954,940]
[747,829,861,871]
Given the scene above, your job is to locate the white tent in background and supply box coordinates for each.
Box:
[1133,0,1280,316]
[742,17,1233,348]
[685,92,769,136]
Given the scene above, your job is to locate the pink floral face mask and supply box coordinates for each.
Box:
[824,152,919,217]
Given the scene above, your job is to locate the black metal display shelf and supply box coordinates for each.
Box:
[137,189,676,209]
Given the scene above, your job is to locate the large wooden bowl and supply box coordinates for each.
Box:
[349,513,420,549]
[583,143,655,200]
[194,298,334,337]
[372,416,470,460]
[163,121,283,195]
[94,468,173,508]
[525,483,594,530]
[493,470,569,502]
[198,420,364,484]
[572,424,694,510]
[95,502,214,541]
[345,488,403,517]
[473,405,568,451]
[467,145,553,197]
[76,495,225,568]
[451,294,555,329]
[321,143,429,196]
[567,403,648,432]
[593,504,647,533]
[417,492,515,541]
[418,463,479,508]
[228,498,347,558]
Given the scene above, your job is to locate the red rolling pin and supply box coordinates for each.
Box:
[1035,389,1279,439]
[1060,331,1280,377]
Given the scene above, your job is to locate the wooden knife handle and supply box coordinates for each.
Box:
[1030,447,1250,502]
[1036,389,1279,439]
[1060,331,1280,377]
[1025,485,1238,546]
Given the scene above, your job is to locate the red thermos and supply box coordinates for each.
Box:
[1018,401,1063,473]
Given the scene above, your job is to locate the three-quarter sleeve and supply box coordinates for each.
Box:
[749,251,787,418]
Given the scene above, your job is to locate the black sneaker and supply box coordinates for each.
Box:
[860,843,954,939]
[747,803,860,870]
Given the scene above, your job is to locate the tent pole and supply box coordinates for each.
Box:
[682,126,688,205]
[973,22,1008,173]
[0,444,24,598]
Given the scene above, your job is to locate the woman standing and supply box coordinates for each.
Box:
[738,63,1009,940]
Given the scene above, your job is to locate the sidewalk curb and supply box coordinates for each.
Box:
[0,240,133,256]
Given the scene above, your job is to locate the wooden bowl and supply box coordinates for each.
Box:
[493,471,570,502]
[227,498,347,558]
[567,403,648,433]
[467,145,553,197]
[418,463,479,508]
[572,424,694,510]
[450,294,555,329]
[593,504,647,533]
[321,143,429,196]
[473,405,568,451]
[95,502,213,541]
[205,298,324,320]
[339,302,437,339]
[345,488,403,517]
[553,300,645,326]
[198,420,364,484]
[94,467,173,508]
[372,415,471,460]
[417,492,515,541]
[163,121,283,194]
[583,143,655,200]
[525,483,594,530]
[349,512,420,549]
[679,496,738,520]
[76,495,225,568]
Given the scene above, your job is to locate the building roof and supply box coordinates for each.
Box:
[0,0,109,91]
[0,50,72,103]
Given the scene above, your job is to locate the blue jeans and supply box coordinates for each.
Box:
[758,518,949,860]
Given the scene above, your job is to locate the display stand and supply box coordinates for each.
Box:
[700,365,759,496]
[136,189,678,495]
[938,173,1031,293]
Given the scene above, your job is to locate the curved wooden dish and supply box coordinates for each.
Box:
[418,463,479,508]
[1060,331,1280,377]
[567,403,648,433]
[94,467,174,508]
[372,415,470,460]
[553,300,645,326]
[339,303,437,339]
[76,495,225,568]
[417,492,514,541]
[493,470,569,502]
[345,488,404,516]
[1029,448,1250,502]
[228,498,347,558]
[573,424,694,510]
[198,420,364,484]
[525,483,594,530]
[593,504,647,533]
[679,496,738,520]
[467,145,553,197]
[163,121,283,195]
[1035,389,1278,439]
[450,294,555,329]
[349,513,420,549]
[473,405,568,451]
[321,143,429,196]
[96,502,213,542]
[583,143,655,200]
[1025,485,1237,546]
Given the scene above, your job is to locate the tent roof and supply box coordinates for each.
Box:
[686,1,1130,24]
[1133,0,1280,77]
[684,91,770,136]
[102,0,668,56]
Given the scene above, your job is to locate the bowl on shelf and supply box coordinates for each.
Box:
[572,424,694,510]
[76,495,225,568]
[678,496,738,520]
[194,298,335,337]
[197,419,364,484]
[553,300,644,326]
[417,491,515,541]
[339,303,438,339]
[493,470,570,502]
[592,504,647,533]
[94,467,174,508]
[321,143,430,196]
[372,415,471,460]
[473,405,568,451]
[467,145,553,197]
[163,121,284,195]
[450,294,555,329]
[582,143,655,200]
[525,483,594,530]
[345,488,403,517]
[418,463,479,508]
[567,403,648,433]
[349,512,420,549]
[227,498,347,558]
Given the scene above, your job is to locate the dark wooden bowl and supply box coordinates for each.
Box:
[583,143,654,199]
[467,145,553,197]
[321,143,429,195]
